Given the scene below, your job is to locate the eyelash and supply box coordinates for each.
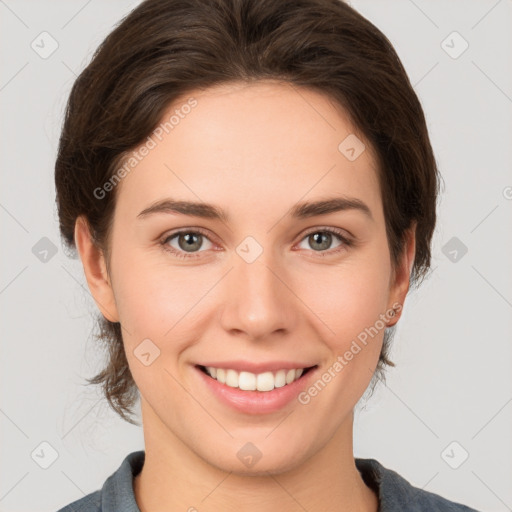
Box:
[160,227,354,260]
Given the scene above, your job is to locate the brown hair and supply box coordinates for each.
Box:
[55,0,441,424]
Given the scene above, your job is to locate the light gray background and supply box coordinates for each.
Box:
[1,1,511,511]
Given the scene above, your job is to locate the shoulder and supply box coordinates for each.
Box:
[355,457,481,512]
[55,451,145,512]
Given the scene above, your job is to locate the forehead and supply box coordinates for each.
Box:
[113,80,382,223]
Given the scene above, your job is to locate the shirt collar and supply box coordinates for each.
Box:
[99,450,469,512]
[101,450,144,512]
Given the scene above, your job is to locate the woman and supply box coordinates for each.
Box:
[55,0,481,510]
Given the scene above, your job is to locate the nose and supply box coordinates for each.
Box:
[219,250,298,341]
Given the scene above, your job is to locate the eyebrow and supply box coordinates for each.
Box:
[137,196,373,222]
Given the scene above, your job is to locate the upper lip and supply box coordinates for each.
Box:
[196,360,317,373]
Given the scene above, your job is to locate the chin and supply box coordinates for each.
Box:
[198,438,311,476]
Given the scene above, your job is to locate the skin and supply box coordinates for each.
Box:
[75,80,415,512]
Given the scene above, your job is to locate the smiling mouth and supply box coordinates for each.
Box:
[196,364,317,392]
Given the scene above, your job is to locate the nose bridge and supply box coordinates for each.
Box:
[221,245,297,339]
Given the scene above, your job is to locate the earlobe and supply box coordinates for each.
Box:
[74,216,119,323]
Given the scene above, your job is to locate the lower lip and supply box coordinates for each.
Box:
[194,365,318,415]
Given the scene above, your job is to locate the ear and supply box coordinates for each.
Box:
[386,222,416,327]
[74,215,119,323]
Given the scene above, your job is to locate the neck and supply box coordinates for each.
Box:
[134,400,378,512]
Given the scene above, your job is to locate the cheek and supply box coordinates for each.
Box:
[111,252,216,356]
[303,263,391,411]
[110,241,183,325]
[110,258,202,402]
[299,250,392,347]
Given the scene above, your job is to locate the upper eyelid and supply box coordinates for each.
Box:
[301,225,352,238]
[162,227,214,243]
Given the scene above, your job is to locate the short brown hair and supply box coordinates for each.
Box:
[55,0,441,424]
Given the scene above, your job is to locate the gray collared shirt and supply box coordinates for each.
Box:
[56,450,481,511]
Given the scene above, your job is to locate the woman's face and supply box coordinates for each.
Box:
[81,80,414,473]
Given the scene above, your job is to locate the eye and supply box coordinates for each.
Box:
[160,228,214,259]
[160,226,354,260]
[296,227,353,256]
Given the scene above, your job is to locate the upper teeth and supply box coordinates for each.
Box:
[205,367,305,392]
